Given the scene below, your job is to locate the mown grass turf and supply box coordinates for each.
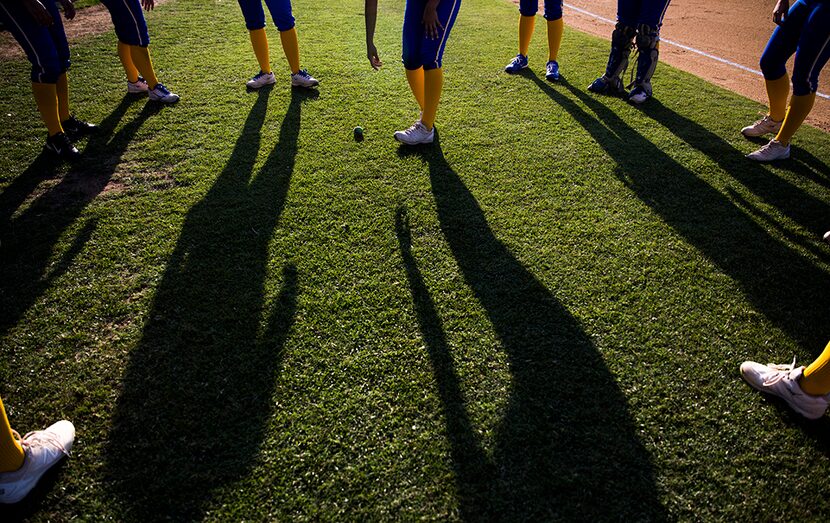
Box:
[1,0,830,520]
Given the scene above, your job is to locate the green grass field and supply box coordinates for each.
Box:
[2,0,830,520]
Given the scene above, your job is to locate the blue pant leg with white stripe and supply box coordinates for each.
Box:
[791,0,830,95]
[239,0,294,31]
[402,0,462,70]
[100,0,150,47]
[0,0,69,83]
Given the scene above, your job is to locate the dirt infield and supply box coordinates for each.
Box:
[545,0,830,131]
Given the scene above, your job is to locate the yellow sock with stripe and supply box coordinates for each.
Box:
[129,45,159,89]
[279,27,301,74]
[546,18,564,61]
[775,92,816,146]
[32,82,63,136]
[56,72,70,122]
[249,28,272,74]
[118,41,140,83]
[405,67,426,112]
[800,340,830,396]
[519,15,535,56]
[422,68,443,131]
[0,396,24,473]
[765,74,790,121]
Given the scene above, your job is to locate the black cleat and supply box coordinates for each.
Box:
[44,132,81,161]
[61,115,98,138]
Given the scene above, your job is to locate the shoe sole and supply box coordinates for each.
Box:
[247,79,277,89]
[504,66,528,74]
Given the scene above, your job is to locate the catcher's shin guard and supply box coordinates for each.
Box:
[633,24,660,96]
[604,23,636,82]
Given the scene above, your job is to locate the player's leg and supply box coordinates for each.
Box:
[543,0,564,81]
[263,0,318,87]
[101,0,179,102]
[400,0,425,127]
[0,0,82,158]
[0,395,75,505]
[742,0,808,138]
[741,340,830,419]
[588,0,637,95]
[238,0,276,88]
[749,0,830,161]
[627,0,671,104]
[395,0,461,145]
[505,0,535,73]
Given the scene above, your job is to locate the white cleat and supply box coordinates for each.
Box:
[148,83,180,104]
[246,70,276,89]
[290,69,319,88]
[746,139,790,162]
[127,76,149,94]
[0,420,75,504]
[741,115,782,138]
[393,121,434,145]
[740,359,830,419]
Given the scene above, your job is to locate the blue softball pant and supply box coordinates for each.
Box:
[402,0,462,70]
[617,0,671,28]
[100,0,150,47]
[238,0,295,32]
[518,0,563,21]
[0,0,70,83]
[760,0,830,96]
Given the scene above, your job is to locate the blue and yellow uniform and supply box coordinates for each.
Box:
[402,0,461,72]
[744,0,830,159]
[505,0,565,80]
[587,0,672,103]
[100,0,178,101]
[0,0,95,157]
[237,0,319,87]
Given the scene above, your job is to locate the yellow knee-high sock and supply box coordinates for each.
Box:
[279,27,301,74]
[800,340,830,396]
[32,82,63,136]
[405,67,426,112]
[765,74,790,122]
[0,396,24,473]
[775,92,816,146]
[249,28,272,74]
[129,45,159,89]
[422,68,443,130]
[117,41,140,83]
[546,18,564,61]
[519,15,535,56]
[56,72,70,122]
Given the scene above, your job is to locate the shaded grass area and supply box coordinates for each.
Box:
[0,0,829,520]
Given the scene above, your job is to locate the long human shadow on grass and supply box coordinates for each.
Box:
[640,99,830,238]
[0,96,157,337]
[396,138,666,521]
[526,73,830,353]
[104,87,310,520]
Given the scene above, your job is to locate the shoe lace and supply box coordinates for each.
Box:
[155,84,170,95]
[512,55,524,65]
[296,69,310,78]
[762,356,797,387]
[19,429,71,457]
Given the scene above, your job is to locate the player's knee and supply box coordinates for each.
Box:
[636,25,658,49]
[273,14,295,32]
[611,23,636,45]
[791,76,813,96]
[518,0,537,17]
[543,0,563,21]
[31,61,65,84]
[401,53,421,71]
[759,50,786,80]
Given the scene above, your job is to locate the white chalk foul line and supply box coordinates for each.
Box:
[564,2,830,100]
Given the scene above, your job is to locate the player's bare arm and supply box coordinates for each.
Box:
[21,0,53,26]
[773,0,789,25]
[365,0,382,69]
[422,0,442,40]
[57,0,75,20]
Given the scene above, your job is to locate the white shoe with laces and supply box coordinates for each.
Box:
[740,358,830,419]
[746,139,790,161]
[0,420,75,504]
[246,71,276,89]
[741,115,782,138]
[393,121,434,145]
[148,83,180,104]
[127,76,149,94]
[290,69,319,88]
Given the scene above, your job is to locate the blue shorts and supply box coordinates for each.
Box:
[402,0,462,70]
[617,0,671,28]
[760,0,830,95]
[101,0,150,47]
[238,0,295,32]
[0,0,70,83]
[518,0,563,21]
